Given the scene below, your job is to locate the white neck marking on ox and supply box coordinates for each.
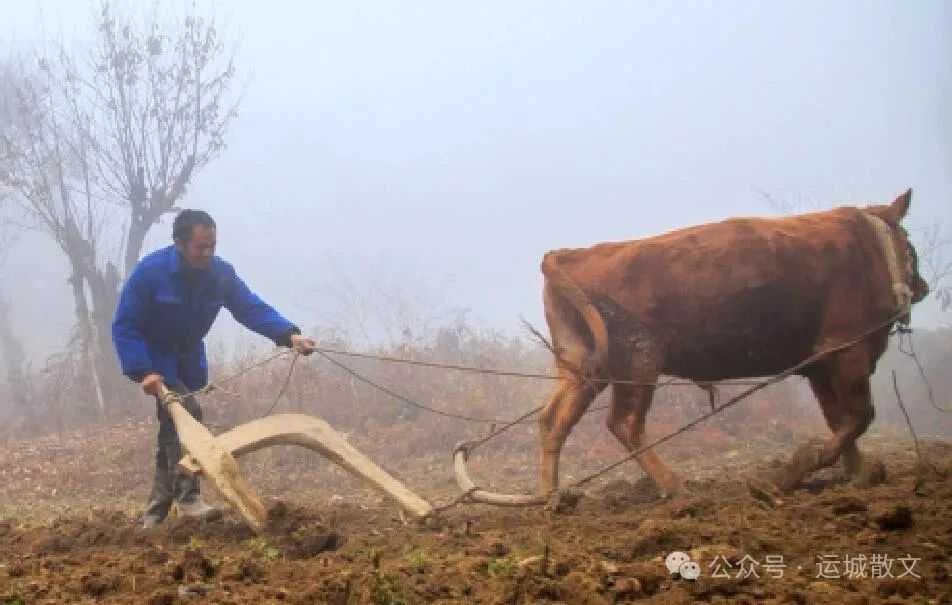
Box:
[861,213,913,312]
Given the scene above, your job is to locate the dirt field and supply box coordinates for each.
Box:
[1,418,950,604]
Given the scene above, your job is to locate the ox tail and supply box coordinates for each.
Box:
[448,254,613,509]
[540,251,610,377]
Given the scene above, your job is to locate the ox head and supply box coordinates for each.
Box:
[865,189,930,307]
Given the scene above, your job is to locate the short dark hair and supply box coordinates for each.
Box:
[173,209,216,242]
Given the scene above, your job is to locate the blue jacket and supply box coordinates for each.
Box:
[112,245,298,391]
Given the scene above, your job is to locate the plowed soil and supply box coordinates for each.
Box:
[1,420,950,604]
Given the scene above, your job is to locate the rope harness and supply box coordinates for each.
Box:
[168,213,941,511]
[176,302,940,513]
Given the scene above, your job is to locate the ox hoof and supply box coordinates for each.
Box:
[542,490,559,514]
[758,465,793,493]
[657,476,684,499]
[851,457,887,488]
[747,477,784,508]
[777,441,825,492]
[543,490,581,514]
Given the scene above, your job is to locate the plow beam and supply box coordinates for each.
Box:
[179,413,433,520]
[160,386,268,533]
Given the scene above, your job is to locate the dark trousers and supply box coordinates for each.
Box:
[143,380,204,521]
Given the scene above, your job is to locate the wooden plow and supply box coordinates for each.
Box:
[159,385,433,533]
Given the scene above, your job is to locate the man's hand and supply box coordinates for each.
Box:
[141,372,165,397]
[290,334,317,355]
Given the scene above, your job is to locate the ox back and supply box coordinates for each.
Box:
[550,206,899,382]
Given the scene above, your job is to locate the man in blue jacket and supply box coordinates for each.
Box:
[113,209,315,528]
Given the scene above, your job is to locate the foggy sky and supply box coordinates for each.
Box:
[2,1,950,360]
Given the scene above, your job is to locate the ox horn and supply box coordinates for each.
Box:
[453,442,548,506]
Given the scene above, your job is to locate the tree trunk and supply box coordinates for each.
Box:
[0,290,32,425]
[85,260,136,414]
[125,166,177,279]
[67,268,104,415]
[124,214,152,279]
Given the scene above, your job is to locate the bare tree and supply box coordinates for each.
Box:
[0,291,31,421]
[0,2,238,412]
[758,189,830,215]
[917,224,952,316]
[760,190,951,321]
[0,63,33,426]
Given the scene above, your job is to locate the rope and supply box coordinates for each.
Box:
[890,370,922,464]
[259,352,301,417]
[560,309,907,491]
[181,310,906,436]
[177,307,918,462]
[460,404,548,452]
[897,329,952,413]
[183,348,295,400]
[890,367,945,494]
[304,309,907,503]
[450,379,685,454]
[164,306,927,511]
[428,487,479,516]
[159,389,184,408]
[171,340,698,424]
[312,349,539,424]
[308,354,686,427]
[310,345,766,388]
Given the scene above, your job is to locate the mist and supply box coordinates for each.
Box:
[1,6,951,603]
[1,1,948,362]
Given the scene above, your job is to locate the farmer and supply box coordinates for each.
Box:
[112,209,316,528]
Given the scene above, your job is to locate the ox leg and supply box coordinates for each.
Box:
[697,381,719,411]
[779,356,876,491]
[809,371,885,487]
[607,381,683,497]
[809,373,861,475]
[538,374,605,496]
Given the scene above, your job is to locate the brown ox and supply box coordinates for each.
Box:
[537,190,929,498]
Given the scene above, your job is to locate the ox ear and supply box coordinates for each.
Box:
[884,188,912,223]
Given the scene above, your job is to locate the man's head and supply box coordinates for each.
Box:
[173,209,217,270]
